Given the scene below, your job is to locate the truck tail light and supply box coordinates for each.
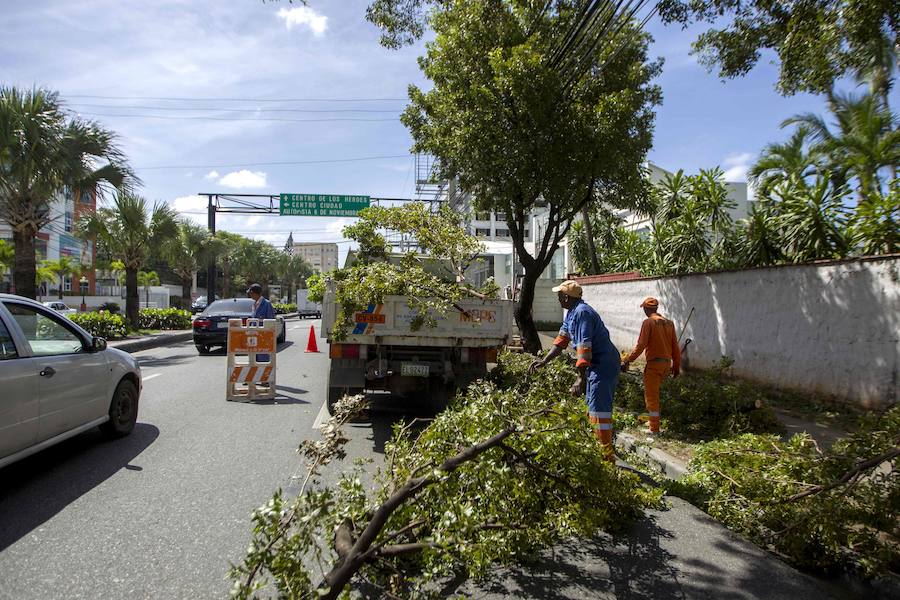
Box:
[330,344,360,359]
[193,318,211,329]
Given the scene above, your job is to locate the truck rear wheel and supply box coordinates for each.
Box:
[327,365,362,415]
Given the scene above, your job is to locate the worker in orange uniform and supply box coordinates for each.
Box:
[621,297,681,434]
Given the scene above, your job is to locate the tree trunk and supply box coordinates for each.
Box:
[12,225,38,299]
[58,275,64,300]
[580,204,601,274]
[514,267,543,355]
[181,277,191,308]
[125,267,139,328]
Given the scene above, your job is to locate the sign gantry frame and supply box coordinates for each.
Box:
[200,193,427,300]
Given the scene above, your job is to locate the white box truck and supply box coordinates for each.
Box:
[296,288,322,319]
[322,292,514,413]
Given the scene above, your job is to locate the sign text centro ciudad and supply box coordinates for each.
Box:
[279,193,371,217]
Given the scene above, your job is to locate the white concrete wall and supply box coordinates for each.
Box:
[580,256,900,408]
[533,279,564,325]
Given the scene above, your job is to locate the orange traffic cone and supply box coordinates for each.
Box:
[305,325,320,353]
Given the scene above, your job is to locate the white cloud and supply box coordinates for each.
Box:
[276,6,328,36]
[204,170,220,180]
[325,217,354,234]
[722,152,754,182]
[170,195,207,225]
[218,169,268,189]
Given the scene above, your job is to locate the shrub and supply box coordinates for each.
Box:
[272,303,297,315]
[668,407,900,577]
[97,301,120,313]
[69,312,128,339]
[616,358,782,440]
[138,308,191,330]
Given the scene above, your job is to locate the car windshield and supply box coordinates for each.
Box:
[205,298,255,316]
[194,296,207,304]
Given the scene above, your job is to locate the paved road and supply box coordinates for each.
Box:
[0,318,857,599]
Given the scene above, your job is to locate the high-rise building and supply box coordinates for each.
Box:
[291,242,339,273]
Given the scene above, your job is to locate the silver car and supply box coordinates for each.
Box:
[42,300,77,315]
[0,294,142,469]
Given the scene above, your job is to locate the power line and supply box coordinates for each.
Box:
[69,103,403,114]
[64,94,407,103]
[137,154,410,170]
[70,111,399,123]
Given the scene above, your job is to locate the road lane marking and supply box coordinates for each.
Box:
[142,373,161,382]
[312,400,330,430]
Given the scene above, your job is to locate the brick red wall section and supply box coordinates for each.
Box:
[571,271,642,285]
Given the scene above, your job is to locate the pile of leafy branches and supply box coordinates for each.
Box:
[306,203,499,341]
[669,407,900,577]
[616,357,782,440]
[230,351,660,599]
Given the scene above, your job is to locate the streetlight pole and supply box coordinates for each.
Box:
[79,276,88,312]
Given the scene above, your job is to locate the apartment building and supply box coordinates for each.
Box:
[291,242,339,273]
[0,186,97,295]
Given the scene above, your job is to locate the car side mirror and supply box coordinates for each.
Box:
[92,337,108,352]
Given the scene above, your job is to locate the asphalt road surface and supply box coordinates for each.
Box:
[0,318,857,599]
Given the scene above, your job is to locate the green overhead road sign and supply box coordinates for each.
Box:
[279,194,371,217]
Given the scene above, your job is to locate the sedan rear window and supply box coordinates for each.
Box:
[206,299,255,315]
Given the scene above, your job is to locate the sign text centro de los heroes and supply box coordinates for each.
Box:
[279,193,371,217]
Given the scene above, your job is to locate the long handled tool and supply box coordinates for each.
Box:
[678,306,695,342]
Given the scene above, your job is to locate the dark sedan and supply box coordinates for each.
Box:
[192,298,286,354]
[190,294,219,314]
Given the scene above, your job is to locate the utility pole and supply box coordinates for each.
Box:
[207,195,216,300]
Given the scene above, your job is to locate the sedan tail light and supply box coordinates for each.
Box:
[193,318,212,329]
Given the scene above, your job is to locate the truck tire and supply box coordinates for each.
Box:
[327,364,362,416]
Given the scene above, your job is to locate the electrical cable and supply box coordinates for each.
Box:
[70,111,399,123]
[136,154,411,170]
[67,103,403,114]
[63,94,407,102]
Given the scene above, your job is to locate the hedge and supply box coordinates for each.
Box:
[138,308,192,330]
[273,303,297,315]
[68,312,128,340]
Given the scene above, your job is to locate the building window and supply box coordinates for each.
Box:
[523,229,530,238]
[64,277,72,292]
[80,190,92,204]
[64,212,73,233]
[475,228,491,237]
[495,212,508,221]
[496,228,510,238]
[475,212,490,222]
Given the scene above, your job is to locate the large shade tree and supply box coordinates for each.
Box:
[0,87,135,299]
[389,0,661,352]
[78,192,178,326]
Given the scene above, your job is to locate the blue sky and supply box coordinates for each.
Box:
[1,0,871,262]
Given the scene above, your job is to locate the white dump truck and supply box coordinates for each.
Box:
[322,292,514,413]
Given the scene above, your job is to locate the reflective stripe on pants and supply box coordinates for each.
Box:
[643,361,669,433]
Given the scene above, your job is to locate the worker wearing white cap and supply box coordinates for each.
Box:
[529,280,620,462]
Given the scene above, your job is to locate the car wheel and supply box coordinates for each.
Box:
[99,379,139,438]
[196,344,210,354]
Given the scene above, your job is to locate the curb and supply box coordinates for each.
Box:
[109,331,194,354]
[615,432,687,479]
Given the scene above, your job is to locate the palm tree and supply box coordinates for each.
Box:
[664,198,712,273]
[850,184,899,255]
[213,231,244,298]
[738,200,784,267]
[784,93,899,202]
[78,191,177,326]
[137,270,160,310]
[778,177,850,263]
[748,126,820,197]
[165,221,211,306]
[0,86,135,299]
[42,256,82,299]
[691,167,736,246]
[654,169,689,223]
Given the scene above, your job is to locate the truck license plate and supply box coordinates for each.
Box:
[401,363,429,377]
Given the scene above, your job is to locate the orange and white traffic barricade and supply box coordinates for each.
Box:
[226,318,277,402]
